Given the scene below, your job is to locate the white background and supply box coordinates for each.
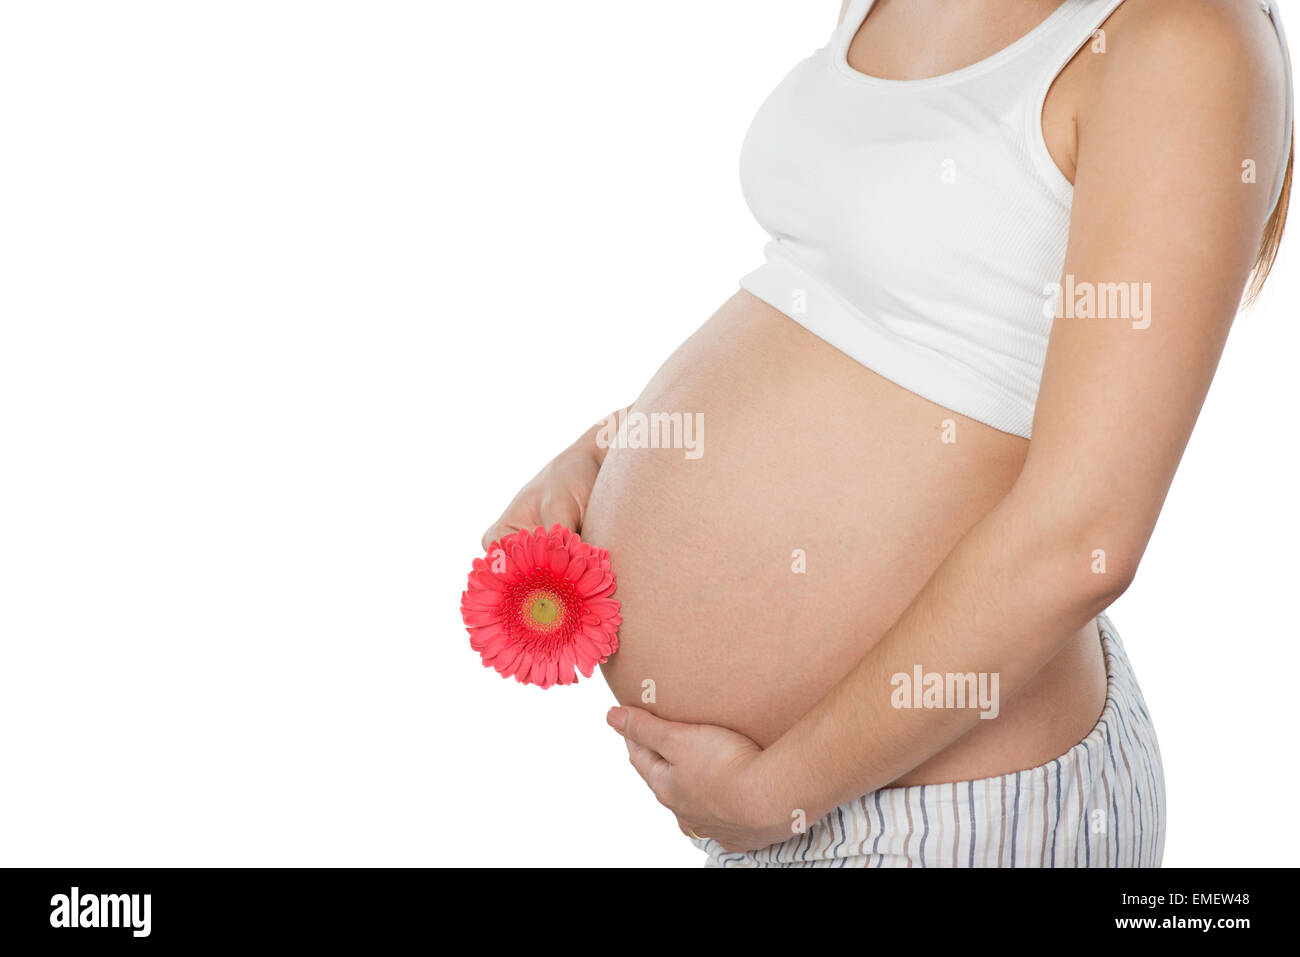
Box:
[1,0,1295,867]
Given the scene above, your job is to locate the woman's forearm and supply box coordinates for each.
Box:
[752,483,1138,824]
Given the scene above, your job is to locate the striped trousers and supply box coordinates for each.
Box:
[693,613,1166,867]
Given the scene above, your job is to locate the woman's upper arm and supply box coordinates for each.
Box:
[1015,0,1290,575]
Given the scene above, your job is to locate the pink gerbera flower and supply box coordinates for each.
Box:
[461,524,621,688]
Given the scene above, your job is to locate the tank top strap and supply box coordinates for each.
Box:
[1260,0,1294,209]
[1032,0,1129,66]
[837,0,873,36]
[831,0,872,52]
[1016,0,1128,105]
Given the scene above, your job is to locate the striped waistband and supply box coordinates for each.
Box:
[696,614,1166,867]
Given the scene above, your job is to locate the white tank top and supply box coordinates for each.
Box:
[738,0,1293,437]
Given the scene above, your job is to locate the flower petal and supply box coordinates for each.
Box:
[461,525,620,688]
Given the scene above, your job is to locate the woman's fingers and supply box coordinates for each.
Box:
[480,521,522,552]
[481,494,577,552]
[625,738,674,806]
[538,488,579,533]
[625,738,667,779]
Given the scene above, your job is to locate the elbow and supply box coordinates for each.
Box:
[1056,523,1145,615]
[1008,486,1149,615]
[1079,542,1139,608]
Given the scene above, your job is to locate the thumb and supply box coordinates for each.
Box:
[606,705,683,759]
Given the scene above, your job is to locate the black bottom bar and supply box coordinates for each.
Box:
[0,866,1284,946]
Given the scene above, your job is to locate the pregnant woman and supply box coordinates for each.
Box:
[482,0,1292,866]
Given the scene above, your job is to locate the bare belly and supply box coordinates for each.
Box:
[582,291,1106,786]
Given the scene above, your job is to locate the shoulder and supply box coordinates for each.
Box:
[1095,0,1288,116]
[1073,0,1290,198]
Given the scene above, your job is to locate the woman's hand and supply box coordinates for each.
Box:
[481,410,625,549]
[606,706,794,853]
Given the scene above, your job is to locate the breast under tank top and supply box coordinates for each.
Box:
[737,0,1293,438]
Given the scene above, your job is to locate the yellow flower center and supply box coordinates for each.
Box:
[527,594,562,626]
